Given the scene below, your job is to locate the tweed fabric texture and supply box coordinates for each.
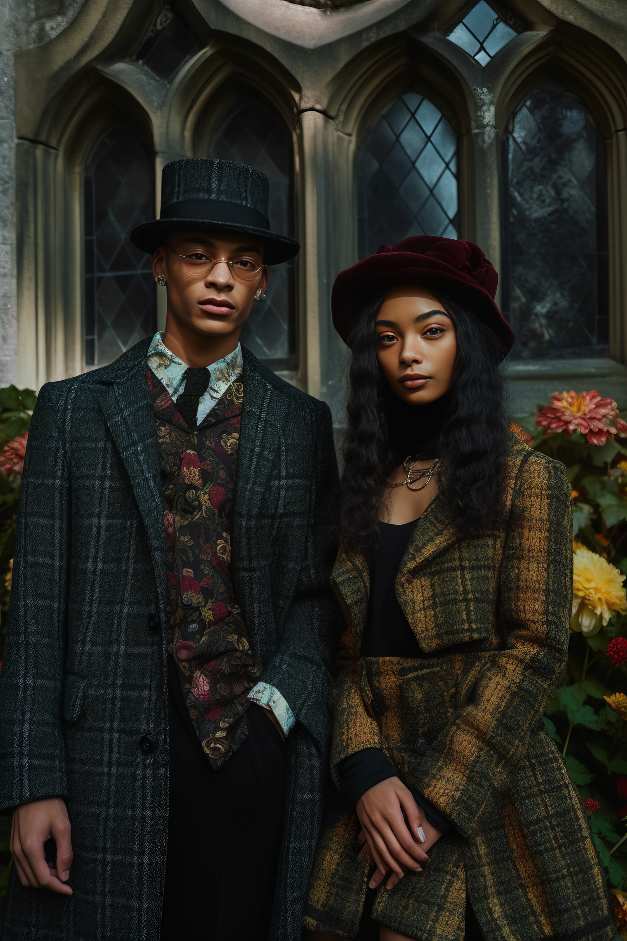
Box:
[305,442,614,940]
[162,158,269,215]
[0,338,339,941]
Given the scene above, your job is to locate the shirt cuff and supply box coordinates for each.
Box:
[248,682,296,737]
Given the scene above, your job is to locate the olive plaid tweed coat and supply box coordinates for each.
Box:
[0,338,339,941]
[306,439,614,940]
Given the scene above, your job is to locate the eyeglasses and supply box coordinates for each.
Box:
[171,250,265,282]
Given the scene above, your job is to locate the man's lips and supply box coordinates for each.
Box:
[197,297,236,315]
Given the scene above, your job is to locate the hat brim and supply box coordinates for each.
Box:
[332,253,514,359]
[129,218,299,266]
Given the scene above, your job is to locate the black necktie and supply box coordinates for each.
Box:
[177,367,210,428]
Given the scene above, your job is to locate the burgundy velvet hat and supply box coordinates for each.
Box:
[332,236,514,358]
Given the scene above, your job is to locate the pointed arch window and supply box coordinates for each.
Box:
[502,85,608,360]
[84,127,156,368]
[206,85,296,369]
[358,92,459,256]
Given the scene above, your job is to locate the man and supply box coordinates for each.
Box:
[0,158,339,940]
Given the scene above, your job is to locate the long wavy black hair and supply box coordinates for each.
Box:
[341,290,510,551]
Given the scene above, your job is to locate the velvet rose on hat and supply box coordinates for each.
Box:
[332,236,514,359]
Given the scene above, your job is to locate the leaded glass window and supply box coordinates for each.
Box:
[84,128,156,368]
[206,86,296,368]
[502,86,608,360]
[447,2,517,66]
[136,4,201,81]
[358,92,458,256]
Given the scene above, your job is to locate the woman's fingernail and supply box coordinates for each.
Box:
[417,826,426,842]
[61,870,70,882]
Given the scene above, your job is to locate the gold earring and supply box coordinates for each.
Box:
[155,274,167,287]
[255,289,267,301]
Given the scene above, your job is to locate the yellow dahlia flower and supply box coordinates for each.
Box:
[605,693,627,721]
[571,546,627,635]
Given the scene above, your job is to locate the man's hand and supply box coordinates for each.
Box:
[10,798,73,895]
[355,777,430,890]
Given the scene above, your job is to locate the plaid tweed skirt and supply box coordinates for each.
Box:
[304,655,614,941]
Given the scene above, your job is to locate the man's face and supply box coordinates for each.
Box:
[152,231,268,343]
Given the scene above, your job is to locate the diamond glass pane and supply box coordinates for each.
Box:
[358,93,458,256]
[84,128,156,368]
[137,7,201,81]
[502,87,608,360]
[206,87,295,367]
[447,1,517,65]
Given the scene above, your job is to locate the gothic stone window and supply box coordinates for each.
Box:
[84,127,156,368]
[358,92,459,256]
[206,85,296,369]
[502,85,608,360]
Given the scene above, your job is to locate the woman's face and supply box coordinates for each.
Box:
[375,287,457,406]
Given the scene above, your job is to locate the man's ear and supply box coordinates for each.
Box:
[152,246,166,280]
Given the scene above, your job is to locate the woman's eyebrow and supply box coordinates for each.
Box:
[375,310,451,328]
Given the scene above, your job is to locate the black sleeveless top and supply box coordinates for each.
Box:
[362,519,423,658]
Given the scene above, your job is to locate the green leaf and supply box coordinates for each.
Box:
[585,633,608,653]
[587,742,610,768]
[559,684,587,710]
[581,679,607,699]
[542,716,561,744]
[588,440,621,467]
[580,475,610,501]
[590,813,621,843]
[572,503,594,534]
[0,387,22,411]
[592,835,626,888]
[564,754,595,786]
[609,756,627,774]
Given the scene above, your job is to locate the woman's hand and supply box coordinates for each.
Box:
[358,816,442,890]
[355,777,430,890]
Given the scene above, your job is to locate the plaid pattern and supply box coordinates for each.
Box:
[0,338,339,941]
[306,441,614,940]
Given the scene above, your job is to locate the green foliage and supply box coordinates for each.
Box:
[0,387,35,897]
[534,406,627,895]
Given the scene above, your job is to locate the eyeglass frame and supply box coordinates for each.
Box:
[168,248,266,282]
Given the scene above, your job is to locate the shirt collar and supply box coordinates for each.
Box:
[146,332,243,403]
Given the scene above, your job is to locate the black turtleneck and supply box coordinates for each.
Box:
[385,388,451,463]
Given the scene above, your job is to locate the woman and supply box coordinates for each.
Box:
[304,237,614,941]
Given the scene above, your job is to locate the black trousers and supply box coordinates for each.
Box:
[160,689,287,941]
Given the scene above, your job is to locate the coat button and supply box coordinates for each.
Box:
[147,613,160,633]
[139,735,155,755]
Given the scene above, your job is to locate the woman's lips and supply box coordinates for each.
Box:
[399,376,430,389]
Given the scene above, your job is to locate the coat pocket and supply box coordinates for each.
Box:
[62,673,87,723]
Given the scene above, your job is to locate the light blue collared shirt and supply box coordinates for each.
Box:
[147,333,295,737]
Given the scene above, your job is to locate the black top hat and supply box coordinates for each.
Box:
[130,158,299,265]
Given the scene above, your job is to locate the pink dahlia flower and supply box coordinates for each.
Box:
[536,391,627,446]
[0,432,28,476]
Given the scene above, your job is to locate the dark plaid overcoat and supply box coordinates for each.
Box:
[0,338,339,941]
[306,439,615,940]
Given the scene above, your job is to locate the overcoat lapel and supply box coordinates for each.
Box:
[231,349,280,641]
[332,494,460,647]
[93,340,167,609]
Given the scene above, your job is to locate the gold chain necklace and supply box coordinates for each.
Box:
[386,456,440,492]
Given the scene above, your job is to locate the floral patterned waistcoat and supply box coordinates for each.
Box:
[147,368,262,768]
